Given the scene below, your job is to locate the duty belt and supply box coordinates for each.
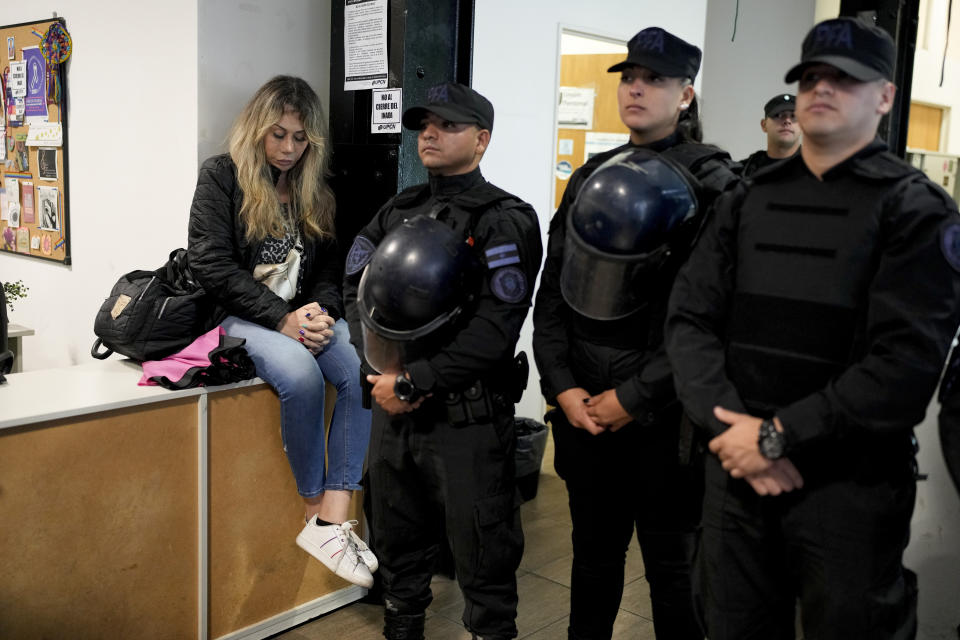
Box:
[444,379,513,426]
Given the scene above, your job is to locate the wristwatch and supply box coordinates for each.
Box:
[394,373,421,403]
[758,418,787,460]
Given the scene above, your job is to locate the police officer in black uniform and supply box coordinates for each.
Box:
[666,17,960,639]
[533,27,738,640]
[737,93,801,177]
[343,82,542,640]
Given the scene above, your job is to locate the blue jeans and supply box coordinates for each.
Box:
[221,316,372,497]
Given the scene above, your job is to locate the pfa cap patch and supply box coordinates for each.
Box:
[427,84,450,104]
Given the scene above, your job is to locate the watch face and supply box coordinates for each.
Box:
[759,421,785,460]
[760,436,784,459]
[394,375,416,401]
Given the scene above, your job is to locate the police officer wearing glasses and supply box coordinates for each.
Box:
[533,26,738,640]
[737,93,801,177]
[666,17,960,639]
[343,83,541,640]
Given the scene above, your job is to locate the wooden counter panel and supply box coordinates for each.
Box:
[208,385,362,638]
[0,399,199,640]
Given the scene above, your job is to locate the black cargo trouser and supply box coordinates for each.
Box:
[696,451,918,640]
[552,409,704,640]
[367,401,524,640]
[552,340,705,640]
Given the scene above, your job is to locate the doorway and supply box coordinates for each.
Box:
[553,30,629,208]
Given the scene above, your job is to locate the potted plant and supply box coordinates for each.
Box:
[3,280,29,312]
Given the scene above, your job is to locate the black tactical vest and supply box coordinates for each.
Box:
[391,180,524,227]
[726,158,920,416]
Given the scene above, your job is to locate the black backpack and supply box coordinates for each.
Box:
[91,249,216,361]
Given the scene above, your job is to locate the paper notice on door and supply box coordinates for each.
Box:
[344,0,388,91]
[558,87,595,129]
[371,88,402,133]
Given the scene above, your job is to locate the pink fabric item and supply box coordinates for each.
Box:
[138,326,224,386]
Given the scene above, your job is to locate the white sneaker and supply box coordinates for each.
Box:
[341,519,379,572]
[296,516,374,588]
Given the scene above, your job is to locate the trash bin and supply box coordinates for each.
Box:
[514,417,549,502]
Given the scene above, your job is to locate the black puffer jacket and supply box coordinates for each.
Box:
[187,154,343,330]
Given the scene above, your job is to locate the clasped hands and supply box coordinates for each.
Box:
[556,387,633,436]
[557,388,804,497]
[709,406,804,497]
[278,302,334,354]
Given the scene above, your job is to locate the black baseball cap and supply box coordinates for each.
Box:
[607,27,702,80]
[785,17,896,83]
[401,82,494,132]
[764,94,796,118]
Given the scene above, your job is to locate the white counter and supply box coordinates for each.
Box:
[0,358,266,429]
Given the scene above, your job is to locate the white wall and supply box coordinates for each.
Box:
[198,0,331,163]
[700,0,818,161]
[0,1,199,370]
[473,0,708,421]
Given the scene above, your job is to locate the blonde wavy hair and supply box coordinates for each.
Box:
[228,75,335,241]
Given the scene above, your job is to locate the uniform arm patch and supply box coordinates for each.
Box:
[490,266,527,303]
[941,223,960,274]
[485,243,521,268]
[345,235,376,276]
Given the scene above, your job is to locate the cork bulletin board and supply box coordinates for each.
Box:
[1,17,71,264]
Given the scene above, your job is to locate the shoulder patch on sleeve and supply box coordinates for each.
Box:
[485,243,520,268]
[490,265,528,303]
[942,223,960,273]
[345,235,376,276]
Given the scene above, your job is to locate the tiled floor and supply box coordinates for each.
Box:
[272,435,655,639]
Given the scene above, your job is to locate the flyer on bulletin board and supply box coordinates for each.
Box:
[23,46,48,123]
[8,60,26,97]
[21,181,35,223]
[37,185,59,232]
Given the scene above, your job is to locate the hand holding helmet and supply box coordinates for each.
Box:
[357,215,481,373]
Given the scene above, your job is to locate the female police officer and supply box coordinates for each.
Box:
[532,27,738,640]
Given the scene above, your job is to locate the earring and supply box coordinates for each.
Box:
[680,103,689,110]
